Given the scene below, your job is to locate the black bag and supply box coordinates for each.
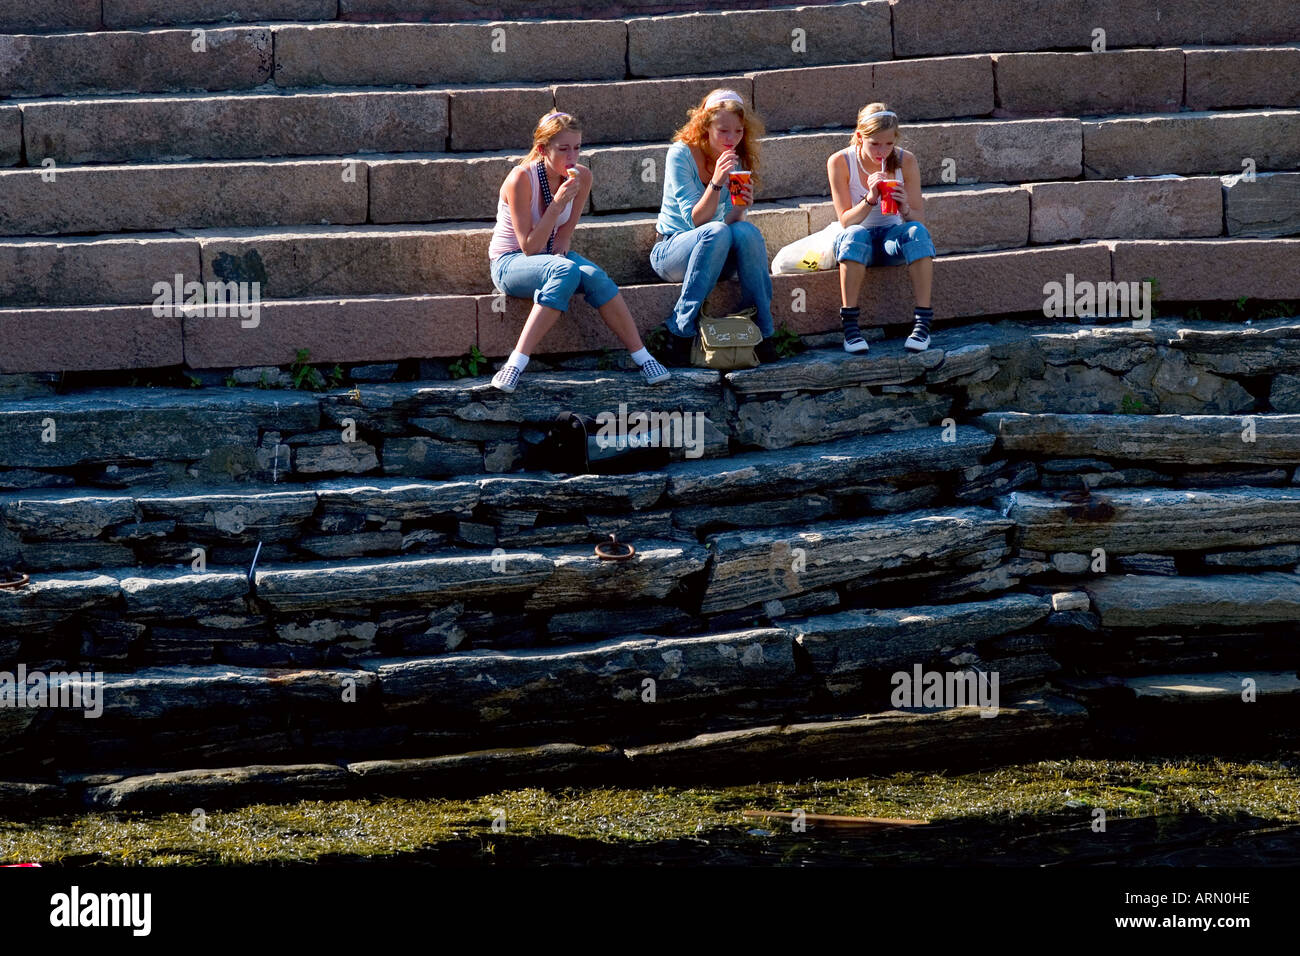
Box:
[528,411,671,475]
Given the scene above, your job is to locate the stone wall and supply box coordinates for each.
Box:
[4,314,1300,779]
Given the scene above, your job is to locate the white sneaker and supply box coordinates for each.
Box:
[904,327,931,352]
[491,364,521,392]
[640,357,671,385]
[843,332,870,354]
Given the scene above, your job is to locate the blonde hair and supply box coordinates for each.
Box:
[673,89,764,187]
[521,111,582,165]
[852,102,903,174]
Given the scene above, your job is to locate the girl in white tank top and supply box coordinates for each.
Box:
[826,103,937,355]
[840,144,904,230]
[484,111,671,393]
[488,160,574,260]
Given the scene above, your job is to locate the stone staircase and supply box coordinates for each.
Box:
[2,0,1299,368]
[2,0,1300,810]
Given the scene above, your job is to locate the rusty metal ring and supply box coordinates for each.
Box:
[595,534,635,561]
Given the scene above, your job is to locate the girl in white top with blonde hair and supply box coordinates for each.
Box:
[487,110,669,392]
[826,102,937,353]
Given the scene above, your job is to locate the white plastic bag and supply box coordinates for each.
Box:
[771,221,843,275]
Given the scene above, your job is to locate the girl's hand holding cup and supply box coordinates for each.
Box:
[866,169,895,206]
[730,176,753,206]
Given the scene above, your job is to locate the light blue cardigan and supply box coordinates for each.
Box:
[655,141,735,236]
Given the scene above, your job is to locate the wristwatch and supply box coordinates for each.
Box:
[708,181,724,192]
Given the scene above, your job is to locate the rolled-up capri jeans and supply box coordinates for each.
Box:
[489,250,620,311]
[833,220,935,267]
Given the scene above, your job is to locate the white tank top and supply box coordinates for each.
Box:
[488,161,574,260]
[840,145,904,229]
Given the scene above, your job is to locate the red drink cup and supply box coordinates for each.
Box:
[879,155,898,215]
[728,170,751,206]
[879,178,899,215]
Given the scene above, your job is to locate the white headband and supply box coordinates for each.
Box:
[705,89,743,109]
[864,110,898,122]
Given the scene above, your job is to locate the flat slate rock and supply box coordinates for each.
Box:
[92,665,376,719]
[977,411,1300,464]
[314,477,480,519]
[0,780,69,813]
[367,627,795,725]
[347,743,624,793]
[0,490,137,540]
[0,387,320,468]
[83,763,353,810]
[323,370,725,429]
[701,506,1012,614]
[1000,486,1300,552]
[623,695,1088,778]
[1060,670,1300,704]
[118,568,251,617]
[254,552,555,611]
[790,593,1052,693]
[725,344,942,394]
[476,472,665,511]
[0,571,121,627]
[1085,572,1300,628]
[663,426,995,505]
[521,541,709,612]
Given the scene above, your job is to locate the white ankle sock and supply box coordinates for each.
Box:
[629,347,651,366]
[506,349,529,371]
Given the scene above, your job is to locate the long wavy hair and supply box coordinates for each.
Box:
[673,89,764,187]
[521,111,582,166]
[851,101,904,174]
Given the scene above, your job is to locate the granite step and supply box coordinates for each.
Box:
[2,173,1250,307]
[10,235,1300,375]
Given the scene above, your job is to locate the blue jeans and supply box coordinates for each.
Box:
[649,219,774,338]
[834,221,935,267]
[489,250,620,312]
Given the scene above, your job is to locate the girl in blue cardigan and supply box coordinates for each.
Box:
[650,89,778,365]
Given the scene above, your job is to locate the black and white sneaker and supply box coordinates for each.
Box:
[640,357,671,384]
[843,321,870,353]
[491,364,522,392]
[904,325,931,352]
[905,311,933,352]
